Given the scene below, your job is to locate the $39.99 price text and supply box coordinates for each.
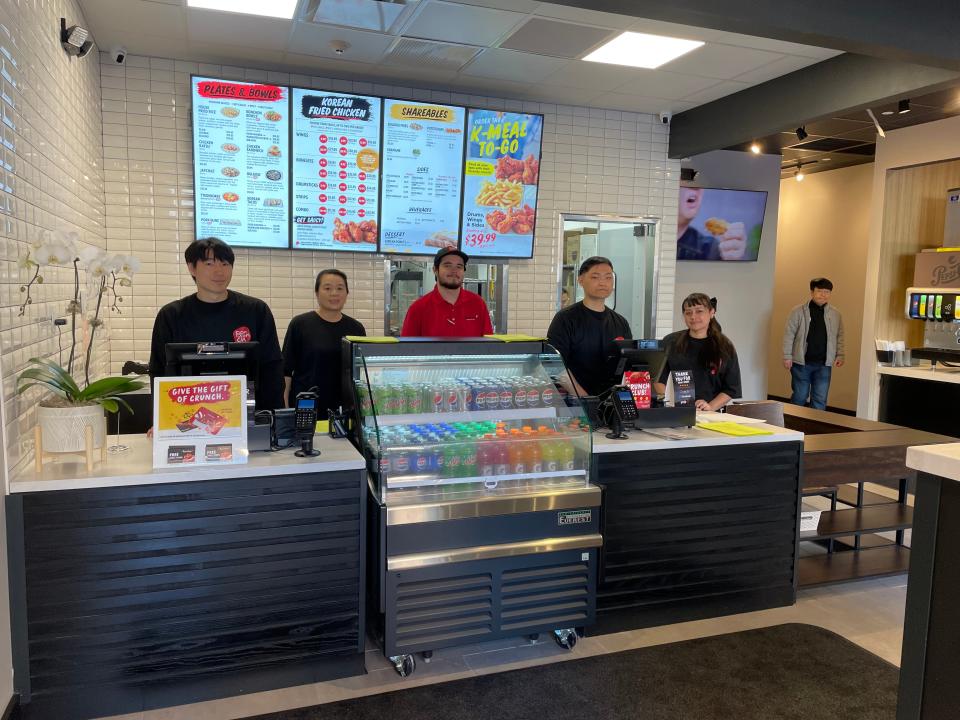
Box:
[463,232,497,248]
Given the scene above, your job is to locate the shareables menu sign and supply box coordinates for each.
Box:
[192,77,290,249]
[460,110,542,258]
[379,100,465,254]
[291,89,381,252]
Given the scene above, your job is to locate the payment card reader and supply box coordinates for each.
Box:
[294,391,321,458]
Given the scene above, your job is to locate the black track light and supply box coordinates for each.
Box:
[898,99,911,114]
[795,126,808,141]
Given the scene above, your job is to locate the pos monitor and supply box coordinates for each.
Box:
[614,339,668,382]
[164,342,260,403]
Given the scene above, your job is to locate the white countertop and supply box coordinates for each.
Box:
[10,434,366,493]
[906,443,960,483]
[878,365,960,384]
[592,421,802,453]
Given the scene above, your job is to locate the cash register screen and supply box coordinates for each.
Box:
[297,398,315,409]
[614,339,668,381]
[616,388,635,404]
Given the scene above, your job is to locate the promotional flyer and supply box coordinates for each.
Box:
[152,376,248,468]
[379,100,465,254]
[192,77,290,249]
[291,89,381,252]
[460,110,542,258]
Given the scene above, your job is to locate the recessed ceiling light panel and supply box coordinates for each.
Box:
[583,31,704,69]
[187,0,299,20]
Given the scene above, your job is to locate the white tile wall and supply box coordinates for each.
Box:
[99,55,680,373]
[0,0,108,481]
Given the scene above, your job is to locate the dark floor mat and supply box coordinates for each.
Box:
[251,623,899,720]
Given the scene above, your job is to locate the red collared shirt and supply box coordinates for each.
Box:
[401,286,494,337]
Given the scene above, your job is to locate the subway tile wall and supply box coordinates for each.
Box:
[100,55,680,374]
[0,0,108,482]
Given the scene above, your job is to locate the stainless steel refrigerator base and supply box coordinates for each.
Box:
[387,533,603,570]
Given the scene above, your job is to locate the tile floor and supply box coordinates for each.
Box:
[96,573,909,720]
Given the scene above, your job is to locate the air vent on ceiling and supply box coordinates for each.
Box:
[386,37,481,70]
[499,18,615,59]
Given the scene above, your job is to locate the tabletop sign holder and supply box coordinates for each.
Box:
[33,421,106,473]
[152,376,248,469]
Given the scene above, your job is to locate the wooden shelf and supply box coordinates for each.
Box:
[799,545,911,587]
[801,504,913,541]
[835,484,899,507]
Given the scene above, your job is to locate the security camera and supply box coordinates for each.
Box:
[330,40,350,56]
[659,111,672,125]
[111,46,127,65]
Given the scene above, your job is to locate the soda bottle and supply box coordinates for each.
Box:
[444,443,461,478]
[493,433,510,475]
[406,384,424,414]
[426,385,444,413]
[393,449,411,476]
[541,432,559,473]
[477,434,495,476]
[541,380,556,407]
[558,440,575,472]
[410,446,430,476]
[508,430,526,474]
[499,381,514,410]
[525,377,541,408]
[461,438,478,478]
[514,379,527,409]
[444,383,461,413]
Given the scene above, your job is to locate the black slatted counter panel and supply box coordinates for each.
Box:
[7,469,366,720]
[590,441,802,635]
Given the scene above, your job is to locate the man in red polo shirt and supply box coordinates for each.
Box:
[401,248,494,337]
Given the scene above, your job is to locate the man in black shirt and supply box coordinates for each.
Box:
[547,256,632,396]
[282,269,366,413]
[148,238,284,410]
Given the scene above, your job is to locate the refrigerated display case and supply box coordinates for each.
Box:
[344,338,602,676]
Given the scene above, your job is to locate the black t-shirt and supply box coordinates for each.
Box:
[547,302,632,396]
[805,301,827,364]
[677,226,719,261]
[148,291,284,410]
[282,312,366,413]
[659,330,742,402]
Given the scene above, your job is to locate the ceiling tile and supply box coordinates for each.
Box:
[459,48,568,83]
[284,53,381,78]
[833,126,879,142]
[80,0,186,37]
[452,0,539,11]
[288,22,394,63]
[659,44,786,80]
[449,76,533,98]
[310,0,411,33]
[522,85,606,107]
[803,118,872,136]
[732,54,823,84]
[386,37,481,71]
[500,18,614,58]
[533,4,644,30]
[403,1,526,47]
[681,79,751,105]
[196,44,288,67]
[613,70,718,99]
[541,61,644,93]
[186,10,292,50]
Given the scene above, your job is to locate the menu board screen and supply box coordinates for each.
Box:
[191,77,290,249]
[460,110,542,258]
[291,89,381,252]
[379,100,465,255]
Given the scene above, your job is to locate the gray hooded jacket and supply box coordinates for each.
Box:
[783,302,844,366]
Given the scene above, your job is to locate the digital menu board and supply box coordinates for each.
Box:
[291,89,381,252]
[192,77,290,249]
[379,100,466,255]
[460,110,542,258]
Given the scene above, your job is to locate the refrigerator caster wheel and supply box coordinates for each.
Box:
[526,633,540,645]
[421,650,433,664]
[554,629,577,650]
[389,654,416,677]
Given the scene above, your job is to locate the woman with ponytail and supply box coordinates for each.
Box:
[654,293,742,411]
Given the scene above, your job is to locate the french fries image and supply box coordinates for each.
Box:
[475,179,523,208]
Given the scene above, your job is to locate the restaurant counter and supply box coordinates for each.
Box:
[588,422,804,635]
[6,435,367,720]
[878,364,960,438]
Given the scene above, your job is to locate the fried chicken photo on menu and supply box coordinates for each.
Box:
[333,218,377,244]
[494,154,540,185]
[486,204,535,235]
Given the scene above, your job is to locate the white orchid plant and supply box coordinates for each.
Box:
[16,231,145,406]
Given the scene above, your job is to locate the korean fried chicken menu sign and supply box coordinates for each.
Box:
[379,100,465,254]
[461,110,542,258]
[152,376,248,468]
[291,89,381,251]
[192,77,290,249]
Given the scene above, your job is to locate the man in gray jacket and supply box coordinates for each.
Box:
[782,278,844,409]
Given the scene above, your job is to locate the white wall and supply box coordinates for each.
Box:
[673,150,782,401]
[858,114,960,418]
[771,163,873,411]
[100,54,683,373]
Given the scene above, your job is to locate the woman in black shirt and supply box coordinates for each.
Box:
[282,269,366,412]
[655,293,741,411]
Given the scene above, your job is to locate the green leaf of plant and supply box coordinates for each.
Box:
[102,395,134,414]
[100,398,119,413]
[78,376,146,401]
[26,357,81,397]
[14,381,68,399]
[16,368,72,396]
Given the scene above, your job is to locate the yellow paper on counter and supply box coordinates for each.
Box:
[315,420,329,433]
[345,336,399,343]
[696,421,773,437]
[484,334,546,342]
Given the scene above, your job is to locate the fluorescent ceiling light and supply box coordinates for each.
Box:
[187,0,299,20]
[584,31,704,69]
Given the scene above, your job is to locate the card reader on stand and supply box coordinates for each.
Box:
[294,391,320,457]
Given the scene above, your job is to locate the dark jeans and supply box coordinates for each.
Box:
[790,362,832,410]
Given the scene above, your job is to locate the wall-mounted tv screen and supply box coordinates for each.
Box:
[191,77,291,249]
[676,186,768,262]
[460,109,543,259]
